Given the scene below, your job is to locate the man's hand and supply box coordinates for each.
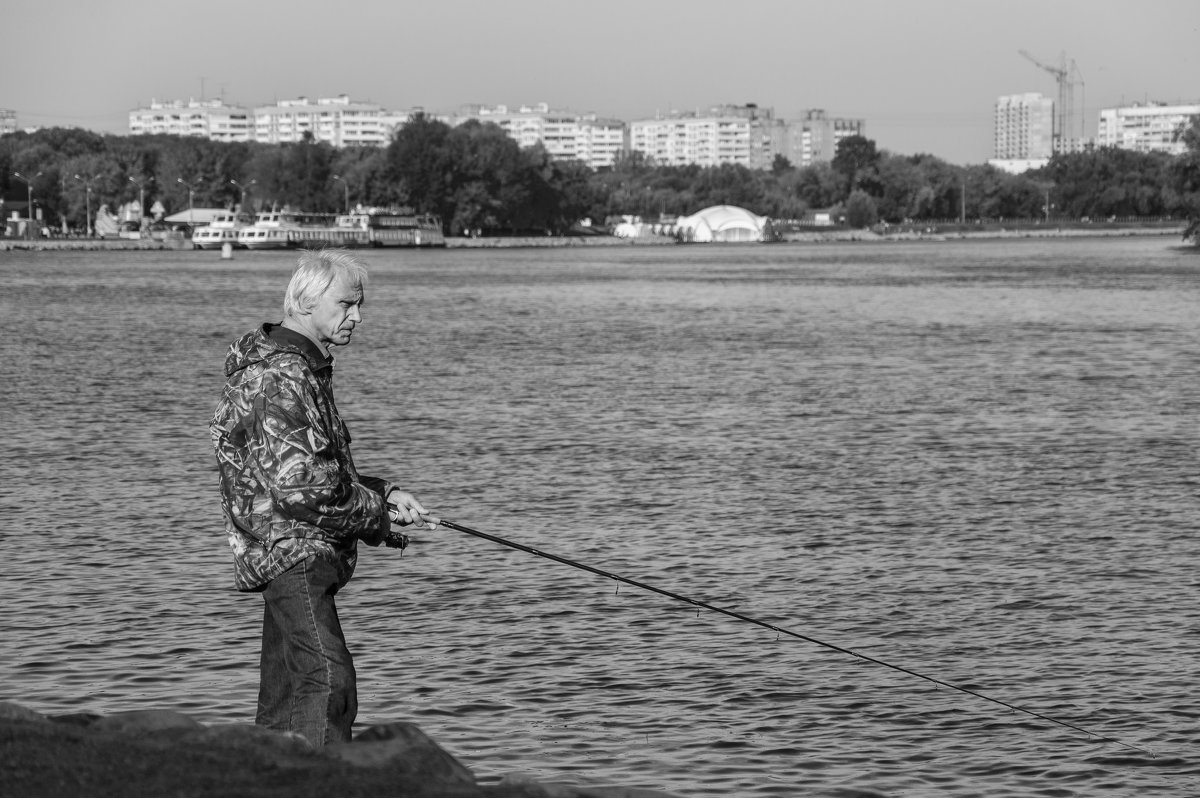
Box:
[383,529,410,550]
[386,490,437,529]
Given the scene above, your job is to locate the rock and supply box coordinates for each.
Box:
[92,709,203,736]
[329,721,477,786]
[201,722,315,754]
[0,701,47,724]
[0,702,691,797]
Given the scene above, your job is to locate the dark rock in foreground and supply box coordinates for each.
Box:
[0,702,683,798]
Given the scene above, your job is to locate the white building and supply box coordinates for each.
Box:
[0,109,16,136]
[452,103,626,169]
[994,93,1055,160]
[253,95,407,147]
[629,111,752,168]
[1096,102,1200,155]
[128,99,252,142]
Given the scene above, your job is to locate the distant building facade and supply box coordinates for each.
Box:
[782,109,865,168]
[451,103,626,169]
[993,93,1055,160]
[0,109,16,136]
[252,95,408,147]
[629,107,756,168]
[1096,102,1200,155]
[127,92,874,171]
[128,99,252,142]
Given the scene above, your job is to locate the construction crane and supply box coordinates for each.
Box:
[1018,50,1085,151]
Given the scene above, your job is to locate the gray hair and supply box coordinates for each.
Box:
[282,249,368,317]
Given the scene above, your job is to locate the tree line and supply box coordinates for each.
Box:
[3,114,1199,236]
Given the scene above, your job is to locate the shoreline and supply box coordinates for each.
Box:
[0,225,1188,252]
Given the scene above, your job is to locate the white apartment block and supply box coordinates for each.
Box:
[128,99,252,142]
[0,109,16,136]
[253,95,406,147]
[630,106,862,170]
[454,103,625,169]
[994,93,1055,160]
[1097,102,1200,155]
[629,113,752,168]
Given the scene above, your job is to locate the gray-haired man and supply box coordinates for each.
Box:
[210,248,432,746]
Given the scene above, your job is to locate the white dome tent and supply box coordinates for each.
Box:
[675,204,767,242]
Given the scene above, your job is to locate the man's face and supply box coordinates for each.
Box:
[308,271,364,350]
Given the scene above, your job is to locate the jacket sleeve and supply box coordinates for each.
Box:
[251,370,389,542]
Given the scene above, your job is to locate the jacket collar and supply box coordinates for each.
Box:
[263,323,333,373]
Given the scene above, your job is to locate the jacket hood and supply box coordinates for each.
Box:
[223,324,328,378]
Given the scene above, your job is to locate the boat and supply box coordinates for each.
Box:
[359,211,446,247]
[191,211,250,250]
[236,210,336,250]
[284,210,447,248]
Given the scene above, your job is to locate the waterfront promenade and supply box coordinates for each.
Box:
[0,224,1187,251]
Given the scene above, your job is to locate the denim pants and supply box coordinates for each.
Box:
[257,554,356,746]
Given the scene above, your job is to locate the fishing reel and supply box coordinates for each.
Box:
[383,530,410,551]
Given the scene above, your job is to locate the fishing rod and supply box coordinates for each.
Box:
[411,512,1152,757]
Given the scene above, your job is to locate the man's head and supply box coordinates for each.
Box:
[281,249,368,353]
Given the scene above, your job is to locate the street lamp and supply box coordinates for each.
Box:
[332,174,349,214]
[12,171,42,240]
[74,174,98,237]
[177,177,200,226]
[128,176,151,225]
[230,178,256,211]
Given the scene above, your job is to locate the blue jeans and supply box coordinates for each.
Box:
[257,554,357,746]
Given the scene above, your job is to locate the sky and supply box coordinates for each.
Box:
[3,0,1197,165]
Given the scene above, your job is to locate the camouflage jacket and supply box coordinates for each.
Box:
[210,324,392,591]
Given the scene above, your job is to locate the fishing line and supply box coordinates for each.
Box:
[413,512,1152,757]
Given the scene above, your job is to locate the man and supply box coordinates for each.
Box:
[210,248,431,747]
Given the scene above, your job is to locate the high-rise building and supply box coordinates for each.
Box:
[128,99,253,142]
[253,95,407,147]
[629,110,752,168]
[452,103,626,169]
[994,93,1055,160]
[0,109,16,136]
[781,110,865,168]
[1097,102,1200,154]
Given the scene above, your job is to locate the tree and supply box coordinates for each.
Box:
[385,113,455,227]
[1174,117,1200,234]
[831,135,881,196]
[844,189,878,228]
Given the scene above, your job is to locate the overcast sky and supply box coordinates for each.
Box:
[4,0,1196,165]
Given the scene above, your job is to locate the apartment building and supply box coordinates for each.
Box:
[453,103,626,169]
[783,109,865,167]
[128,99,253,142]
[629,111,752,168]
[253,95,409,147]
[993,93,1055,160]
[1097,102,1200,155]
[0,109,16,136]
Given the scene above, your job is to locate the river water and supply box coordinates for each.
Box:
[2,236,1199,796]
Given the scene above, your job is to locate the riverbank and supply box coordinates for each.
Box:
[0,225,1188,251]
[0,701,684,798]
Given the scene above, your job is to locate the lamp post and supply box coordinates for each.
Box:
[128,176,151,225]
[12,171,42,240]
[332,174,349,214]
[74,174,98,237]
[177,177,199,227]
[230,178,256,211]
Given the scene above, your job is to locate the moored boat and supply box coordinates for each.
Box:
[191,212,250,250]
[237,210,336,250]
[285,209,446,248]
